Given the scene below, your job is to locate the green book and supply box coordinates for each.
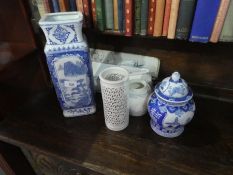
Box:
[140,0,148,35]
[96,0,105,31]
[104,0,114,30]
[220,0,233,42]
[135,0,141,34]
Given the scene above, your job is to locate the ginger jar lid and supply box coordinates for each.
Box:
[154,72,193,103]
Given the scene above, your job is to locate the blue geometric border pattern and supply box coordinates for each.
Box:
[46,24,78,45]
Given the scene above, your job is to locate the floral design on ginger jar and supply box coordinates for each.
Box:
[148,72,195,138]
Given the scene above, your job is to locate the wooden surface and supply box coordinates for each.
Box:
[0,55,233,175]
[21,148,101,175]
[0,141,35,175]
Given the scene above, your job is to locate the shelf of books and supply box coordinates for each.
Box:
[30,0,233,43]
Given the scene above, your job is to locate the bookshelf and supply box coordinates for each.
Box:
[28,0,233,99]
[0,0,36,70]
[0,0,233,174]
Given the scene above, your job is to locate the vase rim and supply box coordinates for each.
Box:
[129,79,150,94]
[39,12,83,25]
[99,67,129,85]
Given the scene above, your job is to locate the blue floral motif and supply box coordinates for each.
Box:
[45,50,95,115]
[165,118,181,130]
[168,85,186,96]
[53,25,70,43]
[148,93,195,137]
[155,83,193,103]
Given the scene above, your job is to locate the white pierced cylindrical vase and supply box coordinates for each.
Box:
[99,67,129,131]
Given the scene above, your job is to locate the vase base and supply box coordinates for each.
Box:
[150,120,184,138]
[106,122,129,131]
[63,106,96,117]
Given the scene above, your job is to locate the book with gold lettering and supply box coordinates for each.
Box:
[125,0,133,36]
[147,0,156,35]
[175,0,196,40]
[189,0,221,43]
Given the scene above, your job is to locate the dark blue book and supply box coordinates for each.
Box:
[51,0,60,12]
[117,0,124,32]
[189,0,221,43]
[69,0,77,11]
[140,0,149,35]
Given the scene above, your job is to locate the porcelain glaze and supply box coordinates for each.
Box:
[99,67,129,131]
[148,72,195,138]
[129,80,151,117]
[39,12,96,117]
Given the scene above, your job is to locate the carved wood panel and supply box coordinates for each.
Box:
[21,148,102,175]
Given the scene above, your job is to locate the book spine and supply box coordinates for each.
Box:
[91,0,97,27]
[220,0,233,42]
[83,0,92,27]
[76,0,85,26]
[104,0,114,30]
[96,0,105,31]
[140,0,149,35]
[162,0,172,36]
[51,0,60,12]
[58,0,69,11]
[175,0,196,40]
[113,0,119,31]
[189,0,221,43]
[118,0,124,32]
[122,1,126,32]
[48,0,55,12]
[153,0,166,37]
[135,0,141,34]
[147,0,156,35]
[29,0,41,20]
[125,0,133,36]
[43,0,51,12]
[36,0,47,17]
[167,0,180,39]
[69,0,77,11]
[76,0,84,12]
[210,0,231,43]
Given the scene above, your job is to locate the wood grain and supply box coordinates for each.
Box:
[0,56,232,175]
[22,148,101,175]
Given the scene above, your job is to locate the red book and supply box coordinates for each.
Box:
[125,0,133,36]
[83,0,92,27]
[43,0,51,13]
[162,0,172,36]
[147,0,156,35]
[91,0,97,27]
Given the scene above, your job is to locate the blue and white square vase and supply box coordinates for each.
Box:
[39,12,96,117]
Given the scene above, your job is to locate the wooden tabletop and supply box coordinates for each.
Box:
[0,54,233,175]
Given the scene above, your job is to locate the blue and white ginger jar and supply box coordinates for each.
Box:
[148,72,195,138]
[39,12,96,117]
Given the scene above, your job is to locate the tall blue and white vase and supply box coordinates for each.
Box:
[39,12,96,117]
[148,72,195,138]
